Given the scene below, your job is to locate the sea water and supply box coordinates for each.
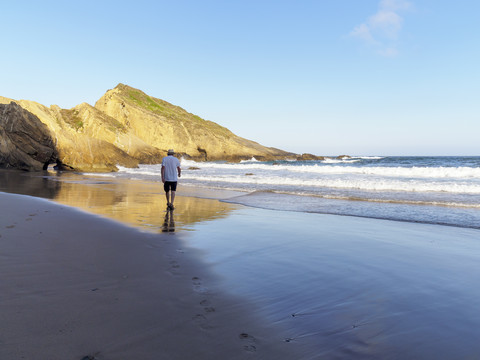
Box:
[111,156,480,229]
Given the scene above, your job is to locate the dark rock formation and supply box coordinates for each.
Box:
[0,102,57,171]
[296,153,326,161]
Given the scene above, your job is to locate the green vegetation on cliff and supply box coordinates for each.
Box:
[117,84,234,139]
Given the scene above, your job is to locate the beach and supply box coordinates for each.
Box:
[186,207,480,359]
[0,191,297,360]
[2,169,480,359]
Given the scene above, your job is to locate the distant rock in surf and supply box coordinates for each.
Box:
[296,153,326,161]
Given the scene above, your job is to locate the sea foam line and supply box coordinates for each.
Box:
[181,174,480,194]
[180,160,480,179]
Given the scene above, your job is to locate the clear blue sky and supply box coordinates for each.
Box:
[1,0,479,156]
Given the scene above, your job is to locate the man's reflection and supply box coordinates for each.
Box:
[162,209,175,232]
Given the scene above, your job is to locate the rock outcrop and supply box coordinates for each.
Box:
[296,153,326,161]
[95,84,294,162]
[0,84,300,172]
[0,97,149,172]
[0,102,57,171]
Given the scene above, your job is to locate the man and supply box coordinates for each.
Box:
[161,149,181,210]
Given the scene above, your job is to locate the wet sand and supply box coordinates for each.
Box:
[185,207,480,359]
[0,192,297,359]
[2,170,480,359]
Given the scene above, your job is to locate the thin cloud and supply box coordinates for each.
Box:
[369,10,403,38]
[350,23,378,45]
[350,0,412,56]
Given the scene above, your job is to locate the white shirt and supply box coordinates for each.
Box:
[162,155,180,181]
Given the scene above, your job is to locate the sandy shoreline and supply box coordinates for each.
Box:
[2,168,480,359]
[0,192,297,360]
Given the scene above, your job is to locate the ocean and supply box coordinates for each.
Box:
[108,156,480,229]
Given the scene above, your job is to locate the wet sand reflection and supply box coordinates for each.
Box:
[0,170,240,232]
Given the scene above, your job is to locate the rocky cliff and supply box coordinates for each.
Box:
[95,84,293,161]
[0,84,296,172]
[0,102,57,171]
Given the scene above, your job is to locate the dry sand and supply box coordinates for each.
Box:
[0,192,296,360]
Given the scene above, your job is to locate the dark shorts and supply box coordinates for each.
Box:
[164,181,178,192]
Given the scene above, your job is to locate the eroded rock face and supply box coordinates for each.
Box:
[0,102,57,171]
[0,98,140,172]
[95,84,295,161]
[1,84,321,172]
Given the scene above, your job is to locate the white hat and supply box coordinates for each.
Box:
[167,149,175,155]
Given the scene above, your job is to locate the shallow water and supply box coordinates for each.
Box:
[106,156,480,229]
[0,169,240,232]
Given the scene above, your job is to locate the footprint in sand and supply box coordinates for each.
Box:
[81,353,100,360]
[192,277,209,294]
[6,225,15,229]
[192,313,207,324]
[25,218,33,221]
[200,300,216,313]
[239,333,257,353]
[167,260,181,275]
[192,314,212,330]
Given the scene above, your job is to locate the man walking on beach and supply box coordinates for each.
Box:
[161,149,181,210]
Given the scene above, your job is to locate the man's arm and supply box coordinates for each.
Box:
[161,166,166,183]
[177,166,181,178]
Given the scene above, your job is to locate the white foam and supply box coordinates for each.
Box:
[113,160,480,199]
[181,173,480,194]
[116,165,161,176]
[83,172,116,177]
[322,158,361,164]
[177,160,480,180]
[240,157,259,163]
[352,156,385,160]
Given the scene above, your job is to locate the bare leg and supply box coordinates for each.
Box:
[170,191,176,209]
[165,191,171,206]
